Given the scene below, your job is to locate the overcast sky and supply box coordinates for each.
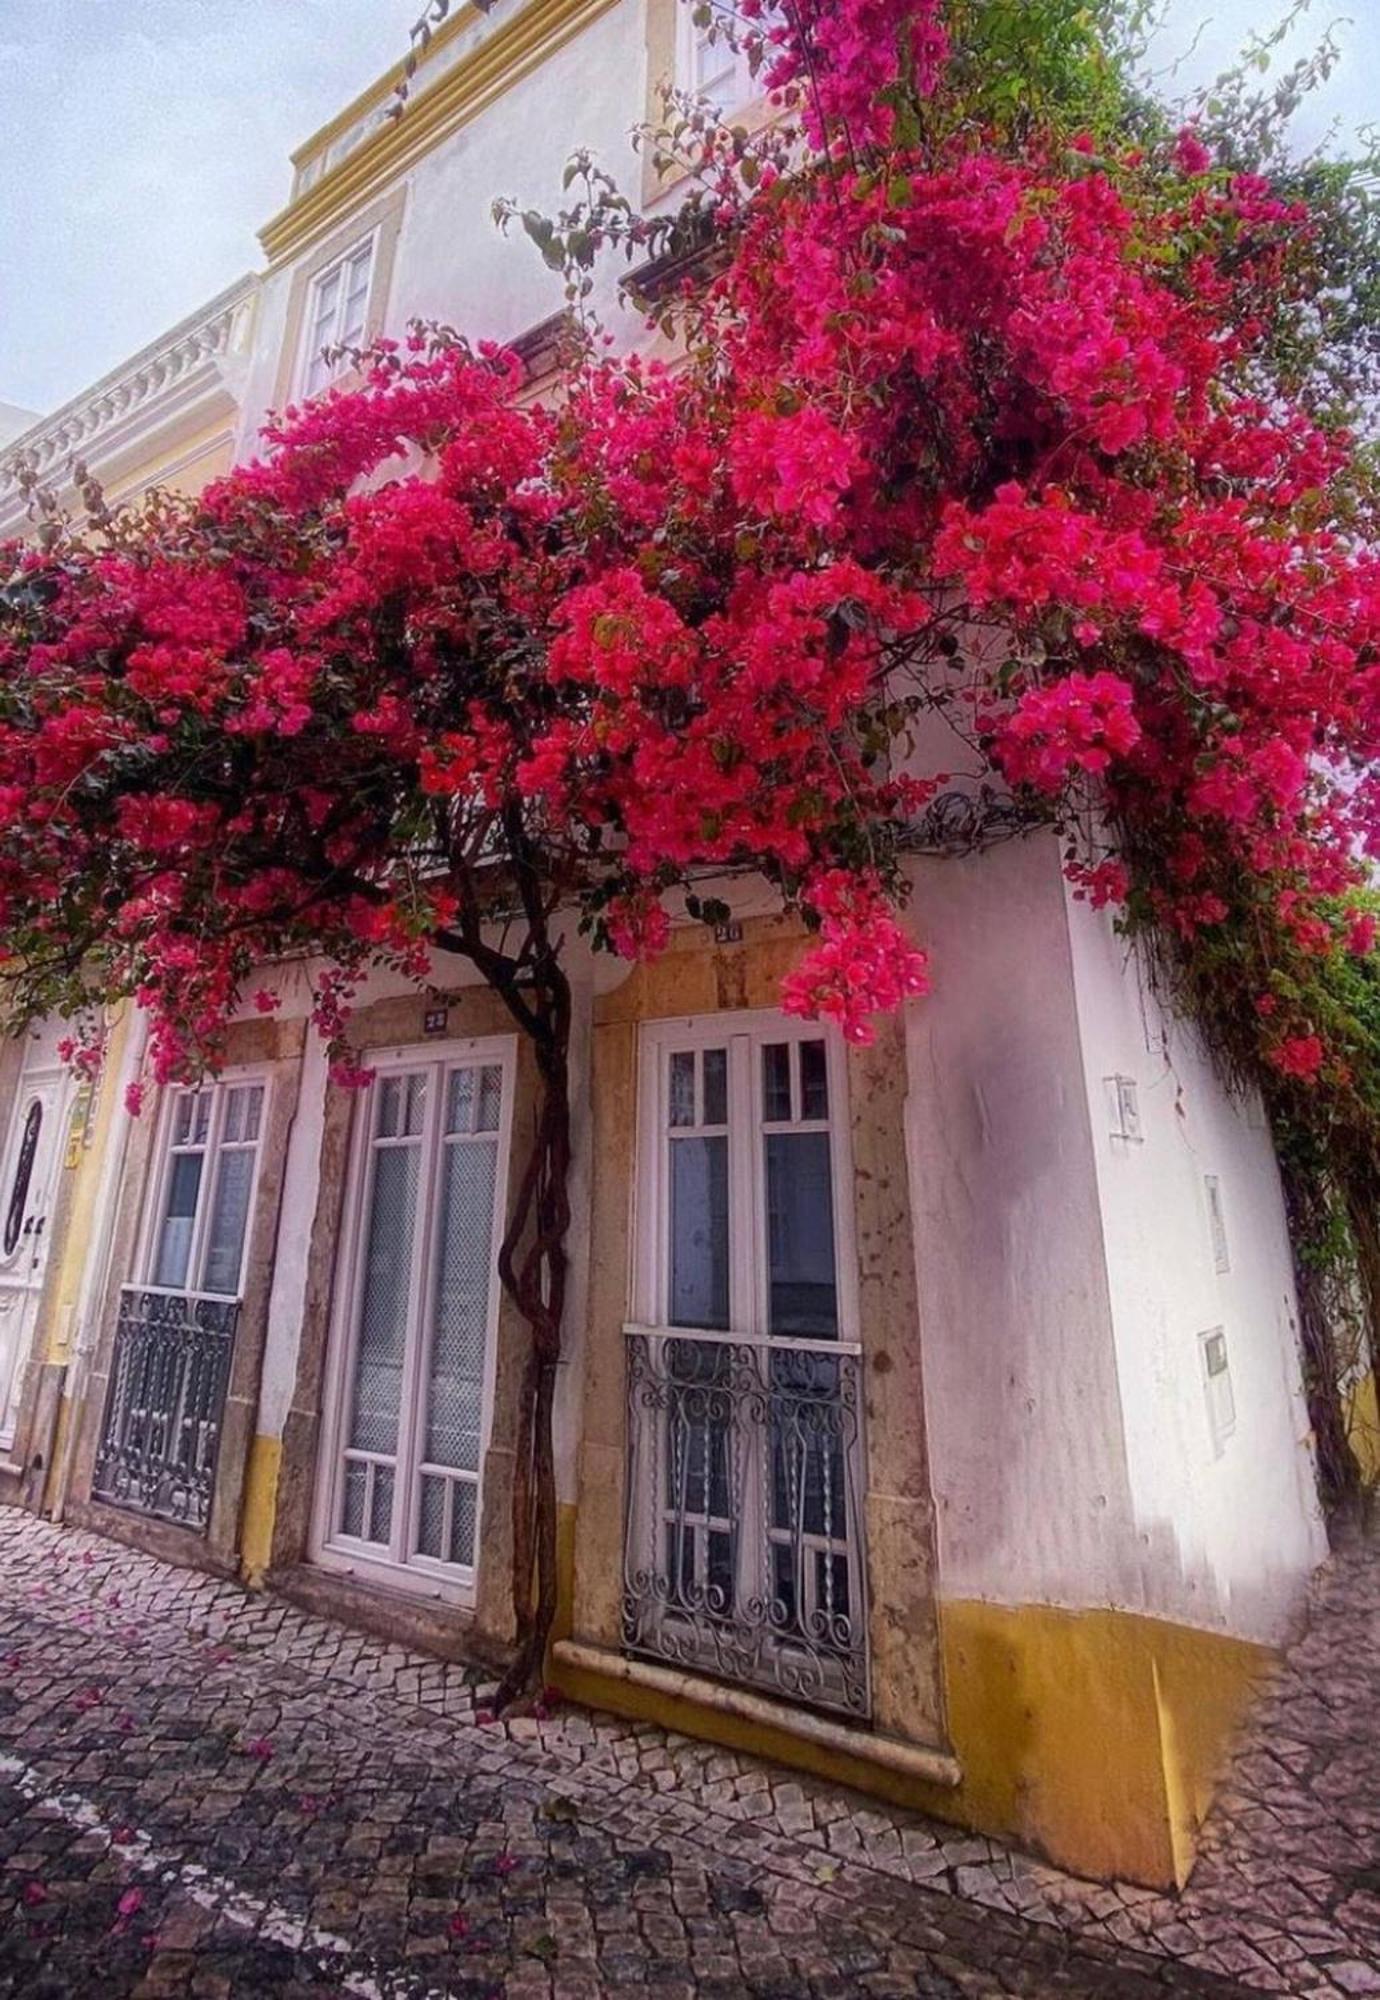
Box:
[0,0,1374,418]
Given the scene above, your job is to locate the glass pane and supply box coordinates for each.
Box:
[476,1066,502,1134]
[417,1471,446,1558]
[449,1481,478,1567]
[765,1131,837,1336]
[800,1040,829,1121]
[702,1048,728,1127]
[425,1139,498,1470]
[340,1460,367,1538]
[223,1084,263,1146]
[763,1043,792,1123]
[669,1135,729,1330]
[347,1145,419,1455]
[3,1100,42,1258]
[173,1095,194,1145]
[369,1464,394,1544]
[668,1051,695,1129]
[201,1146,254,1296]
[404,1073,427,1137]
[446,1067,475,1135]
[377,1076,403,1139]
[154,1153,203,1289]
[313,266,342,325]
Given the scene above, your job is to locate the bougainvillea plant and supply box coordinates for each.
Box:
[2,0,1379,1682]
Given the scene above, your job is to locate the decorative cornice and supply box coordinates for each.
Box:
[259,0,620,268]
[0,277,258,523]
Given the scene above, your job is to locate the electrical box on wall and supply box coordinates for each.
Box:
[1200,1326,1236,1454]
[1104,1074,1143,1143]
[1204,1174,1230,1273]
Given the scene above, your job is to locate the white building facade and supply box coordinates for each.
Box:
[2,0,1328,1891]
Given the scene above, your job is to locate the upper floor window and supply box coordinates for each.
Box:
[677,5,780,118]
[635,1014,852,1341]
[301,231,377,398]
[146,1079,266,1299]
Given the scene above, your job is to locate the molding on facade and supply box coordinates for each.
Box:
[259,0,620,268]
[0,276,259,535]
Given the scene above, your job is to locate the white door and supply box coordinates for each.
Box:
[314,1040,514,1603]
[0,1029,72,1450]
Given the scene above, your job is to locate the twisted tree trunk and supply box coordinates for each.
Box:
[492,962,572,1709]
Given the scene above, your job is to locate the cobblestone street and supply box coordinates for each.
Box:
[0,1508,1376,1998]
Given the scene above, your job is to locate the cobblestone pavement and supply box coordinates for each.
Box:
[0,1511,1373,1999]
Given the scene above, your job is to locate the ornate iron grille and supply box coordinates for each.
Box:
[92,1286,240,1534]
[623,1326,870,1719]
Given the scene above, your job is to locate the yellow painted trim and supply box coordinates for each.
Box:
[1346,1373,1380,1487]
[260,0,620,266]
[552,1598,1273,1888]
[240,1434,283,1587]
[289,2,481,170]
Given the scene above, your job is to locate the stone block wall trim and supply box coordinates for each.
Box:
[551,1638,964,1787]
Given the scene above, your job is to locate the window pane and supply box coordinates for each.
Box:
[154,1154,202,1289]
[449,1481,478,1567]
[765,1131,838,1336]
[223,1084,263,1146]
[201,1146,254,1296]
[702,1047,728,1127]
[800,1040,829,1121]
[340,1460,367,1538]
[425,1138,498,1471]
[670,1135,729,1329]
[312,266,341,327]
[369,1464,394,1545]
[476,1066,502,1134]
[417,1471,446,1558]
[377,1076,403,1138]
[347,1145,419,1455]
[762,1043,792,1123]
[446,1067,475,1135]
[669,1050,695,1128]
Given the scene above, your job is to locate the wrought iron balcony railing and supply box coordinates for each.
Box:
[622,1323,870,1720]
[92,1285,240,1535]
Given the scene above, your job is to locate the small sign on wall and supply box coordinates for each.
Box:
[423,1005,449,1037]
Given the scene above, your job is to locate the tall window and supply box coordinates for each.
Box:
[624,1014,869,1719]
[146,1080,266,1299]
[317,1045,513,1598]
[300,232,376,398]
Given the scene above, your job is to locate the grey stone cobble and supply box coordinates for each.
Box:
[0,1505,1374,1994]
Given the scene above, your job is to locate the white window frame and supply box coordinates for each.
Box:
[298,227,379,399]
[311,1035,516,1608]
[630,1010,860,1344]
[135,1068,271,1304]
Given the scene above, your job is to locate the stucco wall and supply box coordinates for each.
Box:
[908,832,1324,1643]
[1064,891,1327,1643]
[238,0,645,455]
[903,835,1142,1612]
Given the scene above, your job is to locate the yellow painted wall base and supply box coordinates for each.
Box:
[240,1435,282,1587]
[552,1597,1272,1889]
[1346,1375,1380,1487]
